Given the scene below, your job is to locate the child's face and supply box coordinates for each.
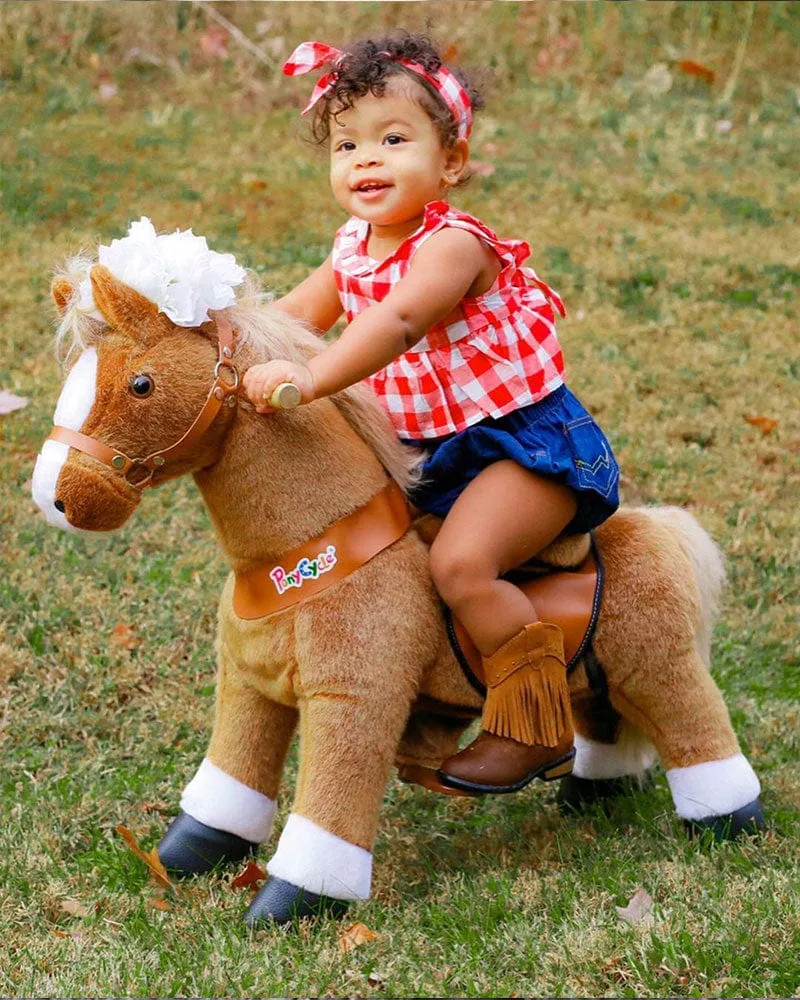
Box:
[328,76,467,229]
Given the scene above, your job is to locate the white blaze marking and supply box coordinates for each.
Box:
[31,348,98,531]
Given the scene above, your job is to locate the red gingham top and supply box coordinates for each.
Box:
[332,200,567,440]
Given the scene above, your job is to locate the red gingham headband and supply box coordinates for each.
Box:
[282,40,473,140]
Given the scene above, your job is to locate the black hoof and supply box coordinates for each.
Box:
[684,798,766,841]
[556,774,644,815]
[245,876,350,927]
[157,811,257,877]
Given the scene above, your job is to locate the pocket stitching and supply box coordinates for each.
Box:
[562,419,619,499]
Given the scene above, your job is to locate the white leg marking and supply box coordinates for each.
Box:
[180,758,276,844]
[267,813,372,901]
[31,347,98,530]
[667,753,761,820]
[573,729,658,780]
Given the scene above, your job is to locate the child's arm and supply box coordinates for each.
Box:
[271,254,343,335]
[244,229,496,410]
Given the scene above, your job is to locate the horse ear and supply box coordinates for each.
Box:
[51,277,75,315]
[89,264,170,340]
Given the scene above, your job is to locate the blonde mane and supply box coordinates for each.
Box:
[52,260,423,494]
[227,274,424,493]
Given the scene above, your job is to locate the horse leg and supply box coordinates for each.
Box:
[158,655,297,875]
[584,510,762,838]
[246,685,413,924]
[245,581,433,924]
[601,636,762,838]
[396,708,473,770]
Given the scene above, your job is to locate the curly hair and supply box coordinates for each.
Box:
[309,32,484,148]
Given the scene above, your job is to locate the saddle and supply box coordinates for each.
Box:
[412,511,602,689]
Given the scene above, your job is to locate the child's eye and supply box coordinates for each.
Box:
[384,134,406,146]
[336,140,356,153]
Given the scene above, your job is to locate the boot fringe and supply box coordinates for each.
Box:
[483,651,571,747]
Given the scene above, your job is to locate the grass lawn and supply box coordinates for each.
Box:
[1,2,798,996]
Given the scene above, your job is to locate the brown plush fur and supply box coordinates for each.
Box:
[42,263,744,851]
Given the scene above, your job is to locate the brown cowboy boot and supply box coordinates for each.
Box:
[437,621,575,793]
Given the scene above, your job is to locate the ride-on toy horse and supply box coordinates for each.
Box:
[32,230,763,926]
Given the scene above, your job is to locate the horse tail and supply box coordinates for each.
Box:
[635,506,726,667]
[581,505,726,777]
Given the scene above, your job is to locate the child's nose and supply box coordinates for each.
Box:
[356,146,383,168]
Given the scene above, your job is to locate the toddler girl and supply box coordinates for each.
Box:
[243,34,620,794]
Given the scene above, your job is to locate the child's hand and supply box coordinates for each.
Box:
[242,360,316,414]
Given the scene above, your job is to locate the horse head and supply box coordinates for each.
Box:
[32,264,236,532]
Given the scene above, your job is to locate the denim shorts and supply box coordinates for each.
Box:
[404,385,620,535]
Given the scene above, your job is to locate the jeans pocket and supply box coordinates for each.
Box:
[563,416,619,499]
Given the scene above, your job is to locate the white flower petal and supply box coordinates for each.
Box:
[87,218,244,327]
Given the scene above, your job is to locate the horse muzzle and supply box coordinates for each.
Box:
[32,445,140,532]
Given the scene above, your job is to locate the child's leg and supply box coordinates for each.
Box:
[428,460,576,653]
[429,459,578,792]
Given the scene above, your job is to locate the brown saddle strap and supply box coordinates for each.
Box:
[232,481,412,619]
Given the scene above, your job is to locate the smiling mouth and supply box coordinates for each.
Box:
[353,181,392,193]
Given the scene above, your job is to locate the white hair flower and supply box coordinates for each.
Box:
[77,217,246,327]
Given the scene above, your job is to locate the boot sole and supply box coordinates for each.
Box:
[437,747,576,795]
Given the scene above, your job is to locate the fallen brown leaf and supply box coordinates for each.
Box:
[52,928,86,941]
[60,899,90,918]
[744,415,778,436]
[146,895,171,912]
[115,824,176,892]
[616,886,654,927]
[678,59,715,84]
[338,921,379,954]
[199,24,228,59]
[139,800,171,815]
[110,622,138,649]
[241,173,267,191]
[231,859,267,890]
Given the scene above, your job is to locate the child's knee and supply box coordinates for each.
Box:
[428,539,490,607]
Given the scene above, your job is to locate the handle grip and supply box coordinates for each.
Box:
[269,382,302,410]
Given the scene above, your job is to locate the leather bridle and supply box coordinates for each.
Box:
[48,317,240,490]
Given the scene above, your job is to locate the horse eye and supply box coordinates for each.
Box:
[129,374,154,398]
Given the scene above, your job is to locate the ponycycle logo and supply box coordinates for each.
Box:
[269,545,338,595]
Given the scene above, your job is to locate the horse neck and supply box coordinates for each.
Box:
[194,399,389,571]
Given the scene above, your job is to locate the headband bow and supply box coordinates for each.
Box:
[282,40,473,140]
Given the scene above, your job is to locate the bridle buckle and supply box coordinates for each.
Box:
[214,358,240,389]
[126,459,154,489]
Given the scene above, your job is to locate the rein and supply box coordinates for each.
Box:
[48,317,240,490]
[49,315,414,614]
